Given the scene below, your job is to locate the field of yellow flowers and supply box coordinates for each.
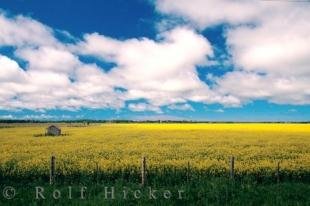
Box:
[0,123,309,179]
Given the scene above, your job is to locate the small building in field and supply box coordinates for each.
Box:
[46,125,61,136]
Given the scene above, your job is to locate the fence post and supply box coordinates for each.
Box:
[95,162,99,184]
[230,156,235,180]
[50,155,56,185]
[276,162,280,183]
[186,161,190,182]
[141,156,146,186]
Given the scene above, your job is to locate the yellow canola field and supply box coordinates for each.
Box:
[0,123,309,176]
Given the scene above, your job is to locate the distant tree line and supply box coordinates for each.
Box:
[0,119,309,124]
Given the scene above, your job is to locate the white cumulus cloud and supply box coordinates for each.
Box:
[0,2,309,114]
[155,0,310,106]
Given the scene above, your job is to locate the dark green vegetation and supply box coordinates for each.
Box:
[1,172,309,206]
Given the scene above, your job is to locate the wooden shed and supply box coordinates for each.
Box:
[46,125,61,136]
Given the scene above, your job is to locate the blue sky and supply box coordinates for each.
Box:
[0,0,309,121]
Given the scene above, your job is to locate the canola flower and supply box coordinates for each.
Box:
[0,123,309,177]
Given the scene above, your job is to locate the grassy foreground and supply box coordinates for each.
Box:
[1,178,309,205]
[0,123,309,205]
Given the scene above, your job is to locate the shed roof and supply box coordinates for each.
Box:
[47,125,60,130]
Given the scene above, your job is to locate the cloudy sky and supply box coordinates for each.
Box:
[0,0,309,121]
